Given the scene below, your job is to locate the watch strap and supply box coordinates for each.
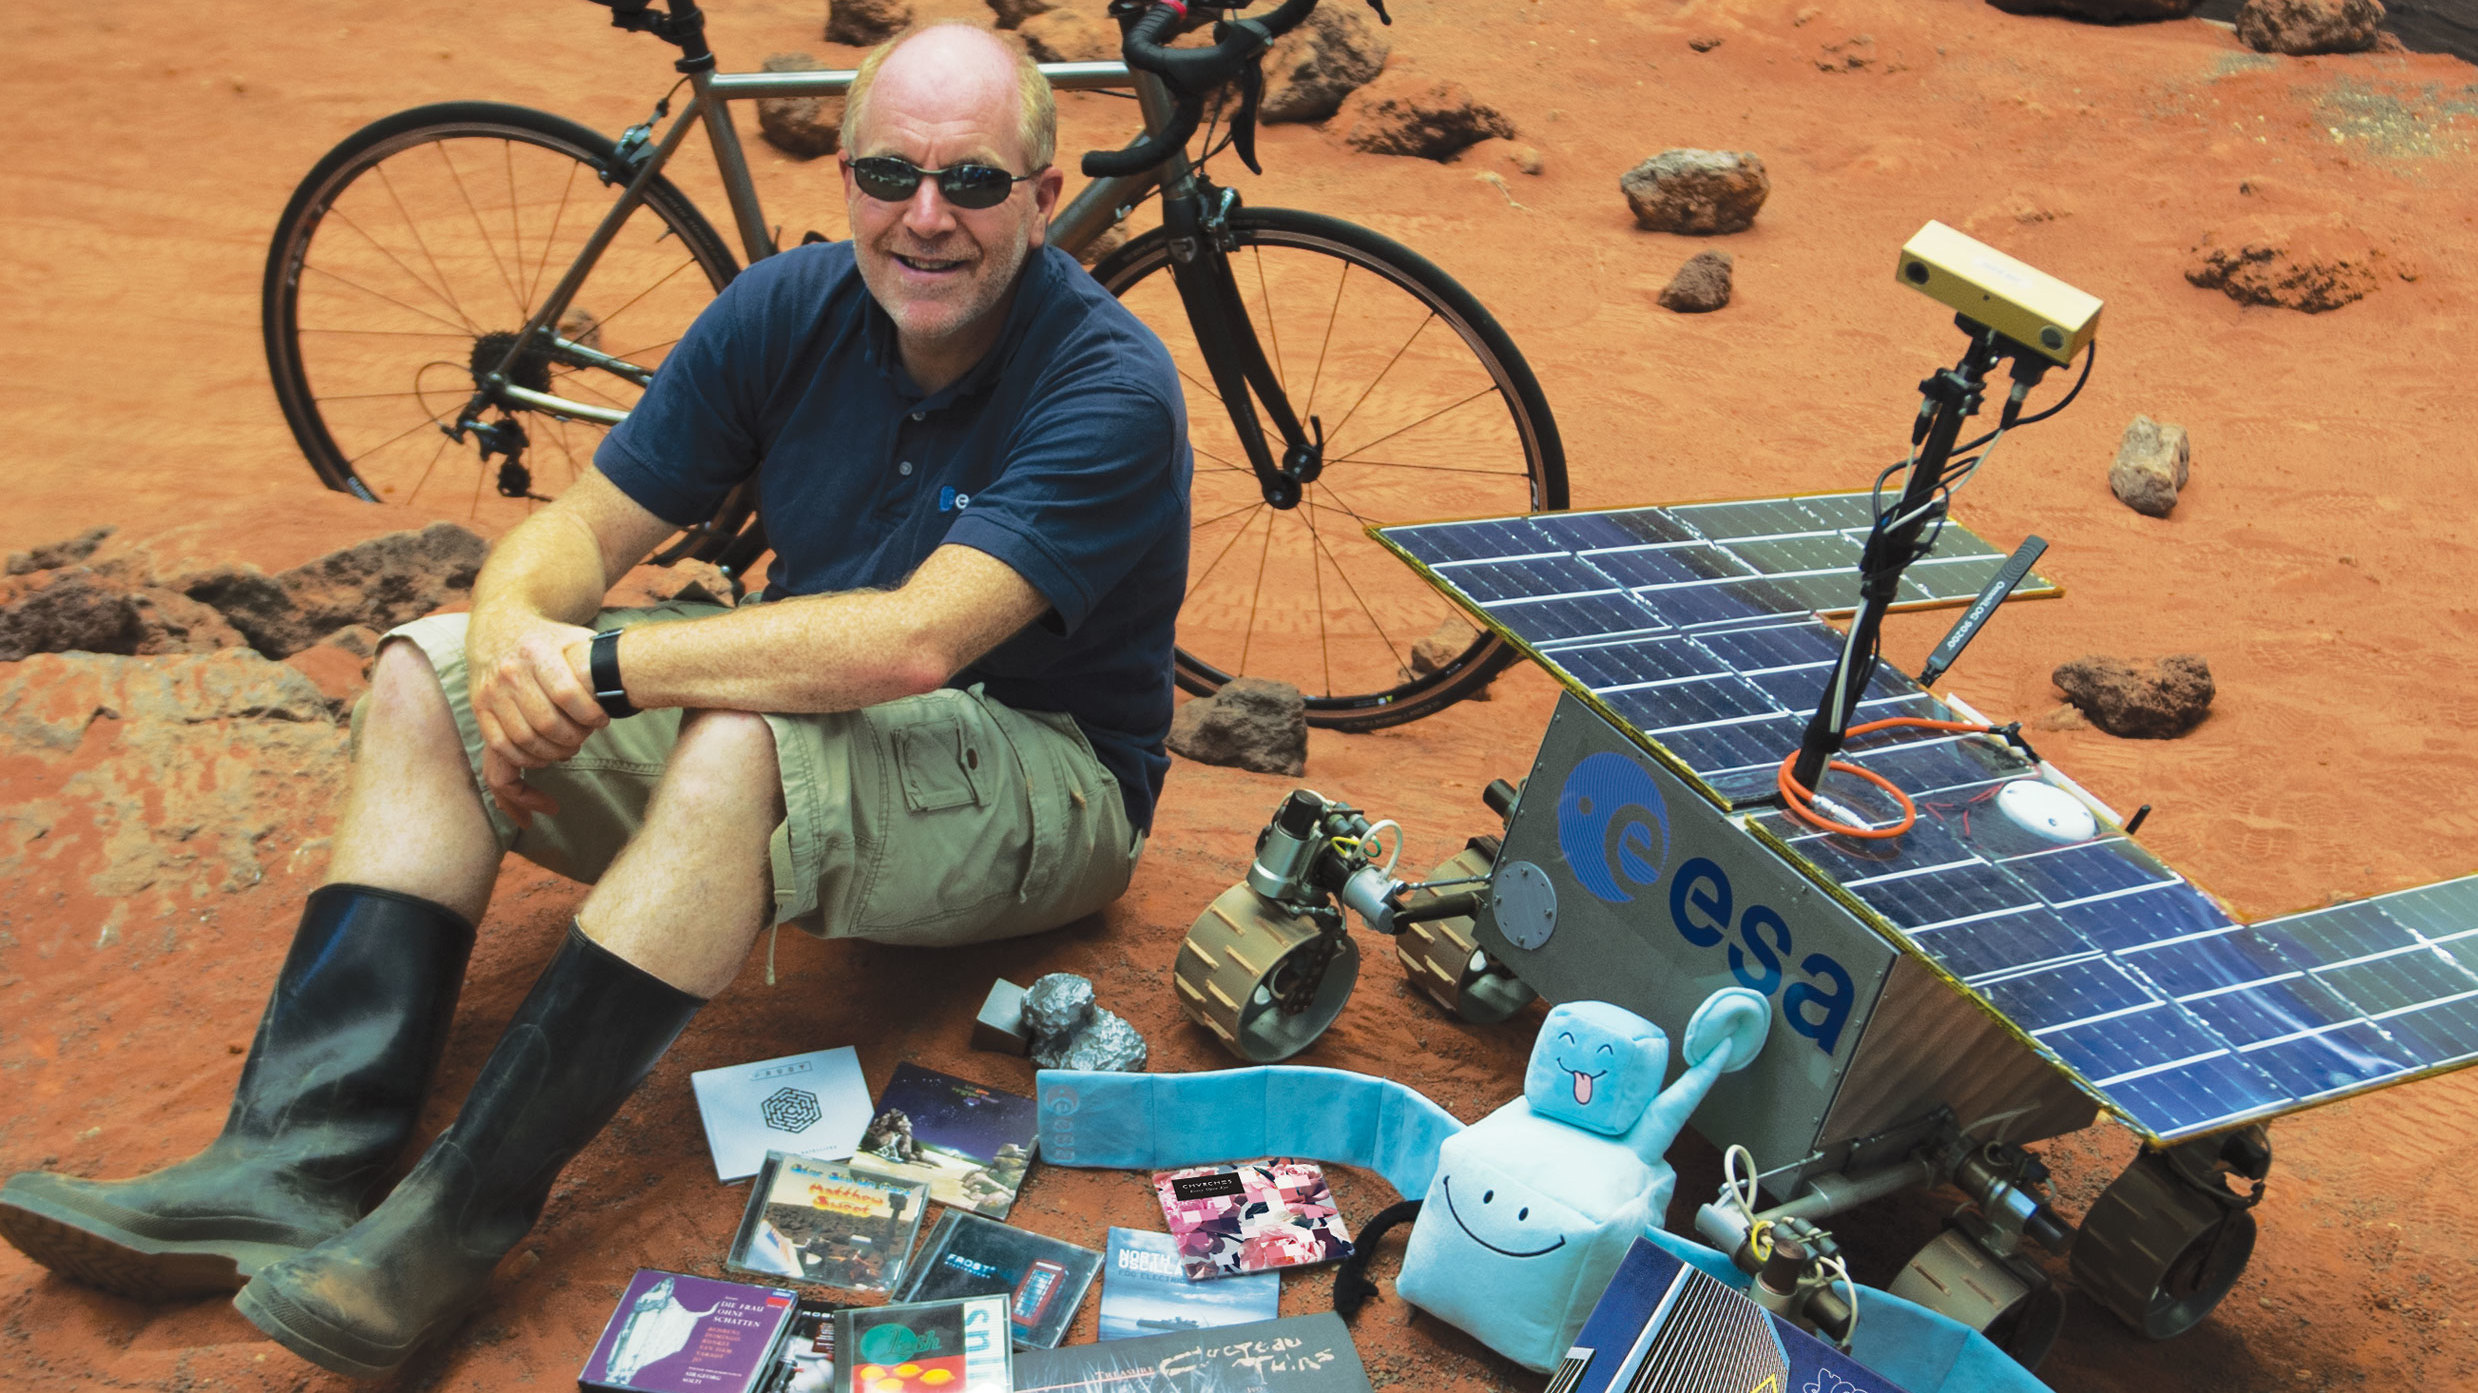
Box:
[588,628,636,720]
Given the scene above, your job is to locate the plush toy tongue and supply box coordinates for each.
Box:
[1571,1070,1593,1105]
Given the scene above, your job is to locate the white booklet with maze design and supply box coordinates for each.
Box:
[691,1046,871,1183]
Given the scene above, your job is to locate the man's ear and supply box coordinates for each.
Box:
[1026,165,1066,248]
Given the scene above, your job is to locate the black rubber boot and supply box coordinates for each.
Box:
[235,923,703,1378]
[0,885,475,1301]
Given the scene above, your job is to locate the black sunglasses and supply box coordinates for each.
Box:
[844,155,1044,211]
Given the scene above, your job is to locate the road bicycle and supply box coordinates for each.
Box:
[262,0,1566,729]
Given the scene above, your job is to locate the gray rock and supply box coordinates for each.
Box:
[1260,5,1391,124]
[756,52,845,160]
[2235,0,2385,55]
[1334,72,1515,161]
[1984,0,2201,19]
[6,525,115,575]
[1659,250,1736,312]
[1168,677,1308,776]
[1038,1007,1148,1072]
[2053,654,2214,739]
[0,569,144,661]
[1021,972,1147,1072]
[2109,415,2191,517]
[825,0,912,46]
[1022,971,1097,1039]
[984,0,1060,28]
[1620,150,1770,235]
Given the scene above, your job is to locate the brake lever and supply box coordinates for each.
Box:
[1231,58,1265,174]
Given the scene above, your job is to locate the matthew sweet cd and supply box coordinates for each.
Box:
[727,1151,927,1293]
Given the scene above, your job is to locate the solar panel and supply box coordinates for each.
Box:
[1375,497,2478,1144]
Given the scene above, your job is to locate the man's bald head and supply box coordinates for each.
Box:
[843,22,1057,173]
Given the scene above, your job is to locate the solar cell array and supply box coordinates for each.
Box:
[1378,499,2478,1142]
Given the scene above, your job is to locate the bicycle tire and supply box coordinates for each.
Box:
[1092,206,1567,732]
[263,101,744,547]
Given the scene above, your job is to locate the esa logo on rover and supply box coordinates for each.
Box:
[1555,751,1855,1055]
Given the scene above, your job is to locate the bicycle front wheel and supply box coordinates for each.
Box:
[1093,207,1567,731]
[263,102,739,536]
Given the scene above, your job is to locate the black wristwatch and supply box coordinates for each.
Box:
[588,628,637,719]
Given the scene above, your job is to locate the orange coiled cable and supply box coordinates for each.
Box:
[1776,717,2002,839]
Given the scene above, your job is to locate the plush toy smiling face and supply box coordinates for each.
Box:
[1523,1001,1667,1136]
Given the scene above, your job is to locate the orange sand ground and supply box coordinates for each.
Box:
[5,1,2476,1389]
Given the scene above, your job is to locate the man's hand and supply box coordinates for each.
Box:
[466,612,608,825]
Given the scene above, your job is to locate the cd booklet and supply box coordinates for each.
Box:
[726,1152,927,1293]
[848,1062,1040,1219]
[830,1294,1011,1393]
[577,1268,798,1393]
[1097,1226,1279,1340]
[1153,1159,1355,1280]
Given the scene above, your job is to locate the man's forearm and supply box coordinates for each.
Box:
[470,508,616,633]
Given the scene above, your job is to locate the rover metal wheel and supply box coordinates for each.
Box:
[2071,1134,2265,1339]
[1173,884,1360,1062]
[1396,845,1536,1023]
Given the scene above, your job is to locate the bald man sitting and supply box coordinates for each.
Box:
[0,23,1187,1378]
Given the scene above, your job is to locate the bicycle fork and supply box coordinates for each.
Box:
[1162,180,1323,509]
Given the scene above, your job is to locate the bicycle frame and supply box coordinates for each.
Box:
[476,58,1177,431]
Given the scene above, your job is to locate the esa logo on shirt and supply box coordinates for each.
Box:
[938,485,973,513]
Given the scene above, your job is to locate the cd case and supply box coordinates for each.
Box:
[726,1151,927,1292]
[578,1268,799,1393]
[891,1210,1101,1349]
[831,1294,1011,1393]
[1097,1226,1278,1340]
[847,1062,1040,1219]
[1153,1159,1355,1280]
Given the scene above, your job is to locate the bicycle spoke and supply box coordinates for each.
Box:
[504,141,530,317]
[1248,243,1288,401]
[298,327,475,338]
[1326,385,1505,466]
[1298,497,1334,698]
[528,157,583,312]
[345,409,454,469]
[1176,363,1224,407]
[1185,502,1267,601]
[583,255,705,334]
[1239,497,1278,677]
[1305,258,1351,425]
[307,389,435,403]
[404,428,457,505]
[1321,310,1436,450]
[545,368,635,410]
[325,205,479,333]
[1303,487,1414,681]
[374,162,478,333]
[1189,443,1253,476]
[434,140,527,317]
[301,262,477,338]
[1315,455,1531,478]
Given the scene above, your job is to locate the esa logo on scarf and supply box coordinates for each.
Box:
[938,486,973,513]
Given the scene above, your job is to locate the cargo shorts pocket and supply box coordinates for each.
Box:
[850,690,1036,938]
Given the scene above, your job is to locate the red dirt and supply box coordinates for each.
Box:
[5,2,2476,1391]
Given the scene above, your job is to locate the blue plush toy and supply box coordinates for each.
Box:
[1034,993,2051,1393]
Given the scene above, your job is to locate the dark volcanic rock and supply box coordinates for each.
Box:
[1334,73,1515,161]
[182,522,486,659]
[983,0,1060,27]
[6,525,115,575]
[2236,0,2386,54]
[2053,654,2215,738]
[824,0,911,46]
[1621,150,1770,235]
[1259,4,1390,124]
[756,53,844,159]
[1659,250,1737,312]
[0,570,144,661]
[1168,677,1308,775]
[1018,9,1117,61]
[1409,617,1492,701]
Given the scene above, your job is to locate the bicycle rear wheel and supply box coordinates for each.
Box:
[263,102,740,543]
[1093,206,1566,731]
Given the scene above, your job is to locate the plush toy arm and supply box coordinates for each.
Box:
[1034,1067,1464,1198]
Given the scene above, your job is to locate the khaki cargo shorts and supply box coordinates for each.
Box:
[370,602,1141,947]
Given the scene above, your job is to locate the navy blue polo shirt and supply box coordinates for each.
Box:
[594,240,1190,832]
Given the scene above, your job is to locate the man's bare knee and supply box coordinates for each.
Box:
[654,709,784,818]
